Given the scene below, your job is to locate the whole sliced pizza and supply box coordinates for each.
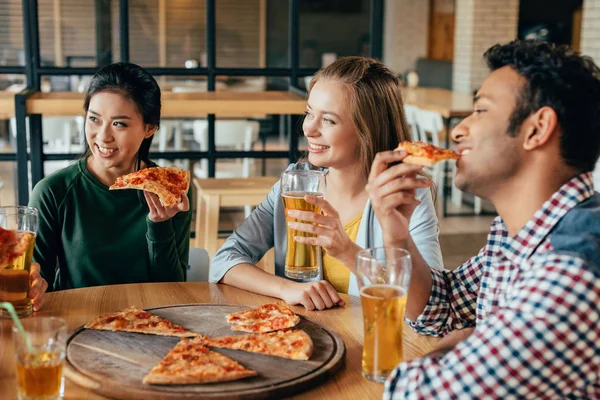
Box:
[84,306,200,337]
[109,167,190,207]
[143,337,258,385]
[204,329,313,360]
[226,303,301,333]
[396,141,460,166]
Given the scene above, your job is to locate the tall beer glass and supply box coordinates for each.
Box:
[356,247,411,382]
[281,169,326,280]
[0,206,38,318]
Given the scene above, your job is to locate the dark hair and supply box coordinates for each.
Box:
[484,39,600,173]
[82,62,161,170]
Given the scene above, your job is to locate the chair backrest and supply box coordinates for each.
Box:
[187,247,210,282]
[192,120,260,151]
[415,109,444,147]
[403,104,420,141]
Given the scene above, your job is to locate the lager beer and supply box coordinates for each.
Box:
[356,247,411,382]
[360,284,407,381]
[280,168,326,280]
[0,206,38,318]
[283,191,322,279]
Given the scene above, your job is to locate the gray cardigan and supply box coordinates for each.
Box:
[210,171,443,296]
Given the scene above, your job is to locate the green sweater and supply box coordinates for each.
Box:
[28,158,192,291]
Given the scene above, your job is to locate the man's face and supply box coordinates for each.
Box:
[451,66,526,199]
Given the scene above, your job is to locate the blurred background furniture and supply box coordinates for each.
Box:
[193,176,278,257]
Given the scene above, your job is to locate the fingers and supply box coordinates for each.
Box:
[288,209,333,225]
[321,281,344,306]
[368,150,407,182]
[29,263,48,312]
[369,177,428,203]
[144,191,160,215]
[304,195,338,218]
[178,191,190,212]
[368,162,426,191]
[375,192,422,213]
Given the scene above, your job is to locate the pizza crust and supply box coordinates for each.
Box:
[401,155,438,166]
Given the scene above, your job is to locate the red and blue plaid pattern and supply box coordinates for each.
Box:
[385,173,600,399]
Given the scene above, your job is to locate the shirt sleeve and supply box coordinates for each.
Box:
[209,181,279,283]
[408,187,443,270]
[29,177,61,291]
[145,190,192,282]
[385,254,600,399]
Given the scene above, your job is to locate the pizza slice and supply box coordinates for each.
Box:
[396,141,460,166]
[84,306,201,337]
[109,167,190,207]
[0,227,35,269]
[226,303,301,333]
[143,337,258,385]
[204,329,313,361]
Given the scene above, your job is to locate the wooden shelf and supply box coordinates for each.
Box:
[26,91,307,117]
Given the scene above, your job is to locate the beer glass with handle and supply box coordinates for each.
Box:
[356,247,412,382]
[281,169,326,280]
[0,206,38,318]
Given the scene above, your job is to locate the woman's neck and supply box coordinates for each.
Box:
[325,165,368,200]
[86,156,139,187]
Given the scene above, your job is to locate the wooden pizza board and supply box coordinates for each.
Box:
[64,304,346,399]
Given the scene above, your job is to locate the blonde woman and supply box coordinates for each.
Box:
[210,57,442,310]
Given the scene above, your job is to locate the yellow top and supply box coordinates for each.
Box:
[323,212,364,294]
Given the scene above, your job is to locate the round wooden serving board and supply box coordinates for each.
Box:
[64,304,346,399]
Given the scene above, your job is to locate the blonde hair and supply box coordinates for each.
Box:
[308,56,411,179]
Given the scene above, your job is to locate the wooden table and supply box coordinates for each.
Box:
[193,176,279,256]
[25,91,306,117]
[0,92,16,119]
[0,283,440,400]
[404,87,473,119]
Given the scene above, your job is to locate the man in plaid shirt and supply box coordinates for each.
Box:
[366,40,600,399]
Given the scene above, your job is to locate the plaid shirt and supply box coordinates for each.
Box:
[385,173,600,399]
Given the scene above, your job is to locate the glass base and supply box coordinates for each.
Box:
[285,268,319,280]
[362,370,390,383]
[0,301,32,318]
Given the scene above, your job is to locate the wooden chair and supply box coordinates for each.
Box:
[193,176,279,257]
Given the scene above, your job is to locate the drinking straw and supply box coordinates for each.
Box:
[0,302,34,354]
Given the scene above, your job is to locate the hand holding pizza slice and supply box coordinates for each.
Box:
[109,167,190,207]
[396,141,460,166]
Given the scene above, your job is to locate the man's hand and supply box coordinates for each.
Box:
[366,151,430,246]
[29,262,48,311]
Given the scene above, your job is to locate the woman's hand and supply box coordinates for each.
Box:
[145,191,190,223]
[29,262,48,312]
[280,280,345,311]
[287,195,361,267]
[365,150,430,246]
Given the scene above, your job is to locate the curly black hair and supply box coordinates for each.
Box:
[484,40,600,173]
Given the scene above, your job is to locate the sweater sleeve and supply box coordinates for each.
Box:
[28,177,61,291]
[209,181,279,283]
[145,190,192,282]
[409,187,443,270]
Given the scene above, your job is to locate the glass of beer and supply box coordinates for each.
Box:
[356,247,412,382]
[0,206,38,318]
[13,317,67,400]
[281,169,326,280]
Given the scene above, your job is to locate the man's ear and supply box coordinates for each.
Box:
[522,106,558,151]
[144,124,157,139]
